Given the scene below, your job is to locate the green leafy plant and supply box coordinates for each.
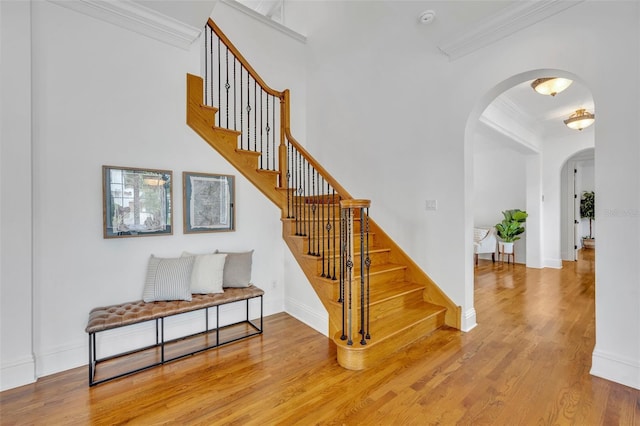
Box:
[580,191,595,239]
[495,209,528,243]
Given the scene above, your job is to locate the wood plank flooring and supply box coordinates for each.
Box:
[2,249,639,425]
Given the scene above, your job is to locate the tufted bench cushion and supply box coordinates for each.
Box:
[86,285,264,334]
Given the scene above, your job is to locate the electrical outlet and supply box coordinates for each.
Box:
[425,199,438,211]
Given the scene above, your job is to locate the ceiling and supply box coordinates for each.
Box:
[489,78,595,141]
[232,0,594,145]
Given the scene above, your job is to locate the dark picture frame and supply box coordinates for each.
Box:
[183,172,235,233]
[102,165,173,238]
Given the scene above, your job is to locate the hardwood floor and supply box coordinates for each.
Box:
[2,249,639,425]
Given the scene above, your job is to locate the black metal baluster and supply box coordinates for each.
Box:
[217,38,221,125]
[365,207,371,340]
[225,46,230,128]
[246,72,251,150]
[332,191,338,280]
[359,207,367,346]
[205,26,208,106]
[286,142,292,218]
[233,57,237,131]
[209,28,214,107]
[254,81,257,152]
[265,94,270,170]
[309,169,316,256]
[346,207,353,346]
[296,151,302,236]
[240,66,244,149]
[339,205,346,341]
[259,90,263,169]
[316,171,321,257]
[321,177,326,277]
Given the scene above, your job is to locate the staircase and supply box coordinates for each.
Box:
[186,20,461,370]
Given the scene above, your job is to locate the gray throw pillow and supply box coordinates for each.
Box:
[215,250,253,287]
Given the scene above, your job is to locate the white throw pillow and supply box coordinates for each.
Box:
[182,252,227,294]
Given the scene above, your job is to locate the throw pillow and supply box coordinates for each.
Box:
[215,250,253,287]
[143,255,194,302]
[181,252,227,294]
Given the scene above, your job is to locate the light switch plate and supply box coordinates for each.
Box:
[425,199,438,211]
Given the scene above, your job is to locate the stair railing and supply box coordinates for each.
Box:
[339,200,371,346]
[203,19,371,343]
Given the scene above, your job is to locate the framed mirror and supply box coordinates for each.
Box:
[103,166,173,238]
[183,172,235,233]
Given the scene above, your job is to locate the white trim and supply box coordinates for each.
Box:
[479,114,540,154]
[284,297,328,336]
[0,355,36,391]
[438,0,584,60]
[591,349,640,390]
[461,307,477,332]
[36,340,87,378]
[48,0,205,50]
[220,0,307,43]
[543,258,563,269]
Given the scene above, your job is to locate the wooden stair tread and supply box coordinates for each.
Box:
[333,298,445,349]
[301,247,389,260]
[368,281,423,302]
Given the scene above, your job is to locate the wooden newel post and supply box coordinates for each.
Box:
[339,199,371,346]
[278,90,290,189]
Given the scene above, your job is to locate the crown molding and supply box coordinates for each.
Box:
[220,0,306,43]
[438,0,584,61]
[479,103,540,154]
[479,114,540,155]
[48,0,209,50]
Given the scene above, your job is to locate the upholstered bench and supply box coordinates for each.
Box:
[86,285,264,386]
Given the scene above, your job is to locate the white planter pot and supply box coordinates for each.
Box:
[499,241,514,254]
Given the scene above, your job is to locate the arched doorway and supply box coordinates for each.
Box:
[465,69,595,324]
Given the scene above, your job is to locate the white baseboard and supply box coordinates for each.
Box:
[591,349,640,390]
[0,355,36,391]
[284,297,328,336]
[461,307,477,332]
[543,258,563,269]
[36,340,86,378]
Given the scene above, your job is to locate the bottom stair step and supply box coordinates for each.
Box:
[333,300,446,370]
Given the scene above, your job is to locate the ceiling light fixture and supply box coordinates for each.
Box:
[564,108,595,131]
[531,77,573,96]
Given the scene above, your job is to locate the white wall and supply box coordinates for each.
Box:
[0,0,36,390]
[473,122,528,263]
[1,0,308,389]
[301,1,639,388]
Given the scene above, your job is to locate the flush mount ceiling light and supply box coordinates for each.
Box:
[564,108,595,131]
[531,77,573,96]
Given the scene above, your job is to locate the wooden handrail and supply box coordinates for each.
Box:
[281,90,353,200]
[208,19,284,99]
[208,20,351,200]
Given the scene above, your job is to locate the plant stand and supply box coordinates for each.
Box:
[498,242,515,264]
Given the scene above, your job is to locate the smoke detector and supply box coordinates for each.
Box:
[419,10,436,24]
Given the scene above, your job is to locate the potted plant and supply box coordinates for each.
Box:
[580,191,595,249]
[495,209,528,254]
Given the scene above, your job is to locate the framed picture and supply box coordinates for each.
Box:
[183,172,235,233]
[102,166,173,238]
